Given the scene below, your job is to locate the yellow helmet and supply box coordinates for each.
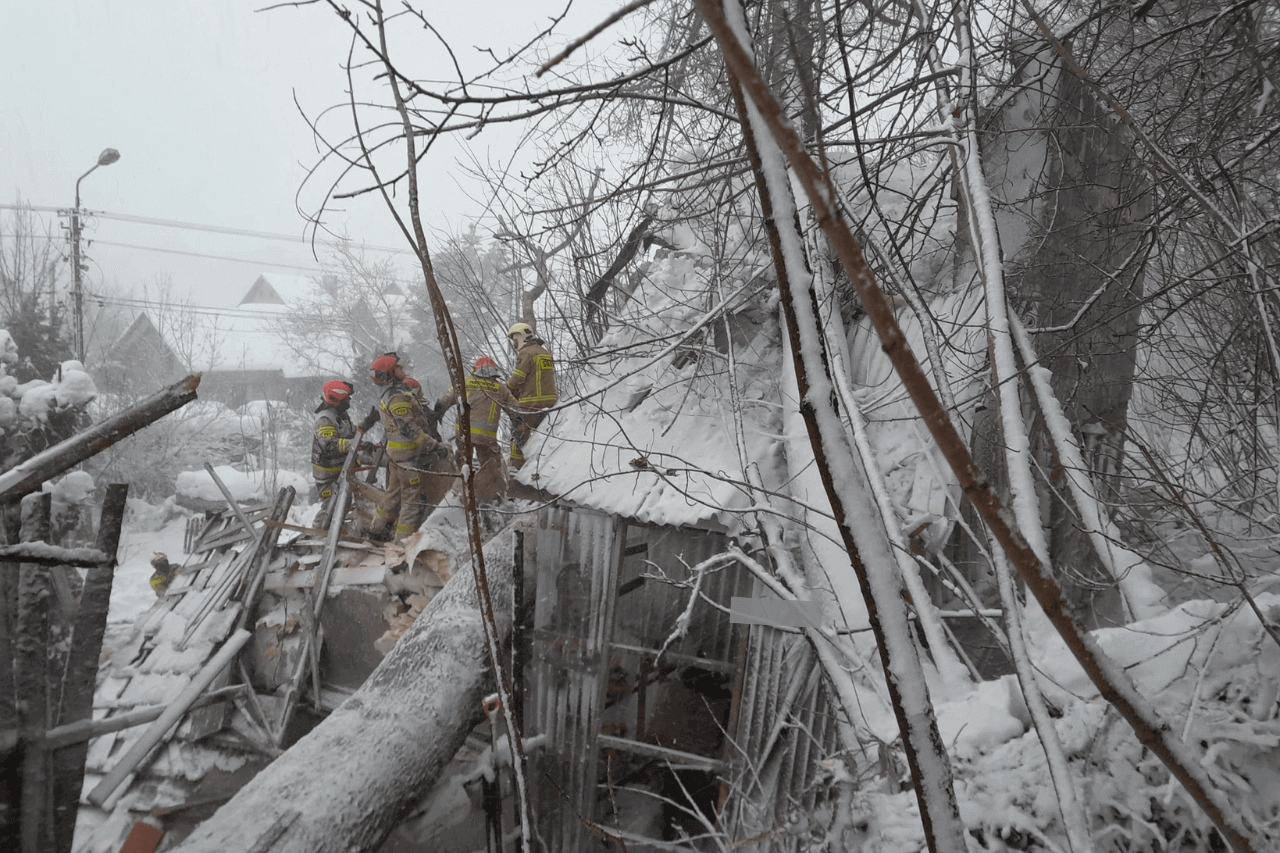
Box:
[508,322,534,340]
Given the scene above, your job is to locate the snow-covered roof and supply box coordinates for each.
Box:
[520,254,783,531]
[167,274,353,378]
[237,273,324,308]
[199,303,348,378]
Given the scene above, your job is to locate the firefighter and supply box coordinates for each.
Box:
[312,379,361,529]
[362,353,450,541]
[403,376,443,441]
[149,552,176,597]
[435,356,521,503]
[505,322,558,469]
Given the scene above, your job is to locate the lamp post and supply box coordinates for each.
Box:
[70,148,120,364]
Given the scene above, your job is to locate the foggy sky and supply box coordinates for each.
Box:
[0,0,606,309]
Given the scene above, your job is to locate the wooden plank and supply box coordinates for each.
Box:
[186,668,233,740]
[194,527,255,553]
[261,565,388,592]
[40,686,245,749]
[87,630,253,808]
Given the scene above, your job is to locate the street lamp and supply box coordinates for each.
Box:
[70,148,120,364]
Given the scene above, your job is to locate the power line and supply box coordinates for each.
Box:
[1,231,325,274]
[93,239,326,273]
[0,203,415,256]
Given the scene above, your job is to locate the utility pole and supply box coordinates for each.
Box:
[69,148,120,364]
[68,207,83,364]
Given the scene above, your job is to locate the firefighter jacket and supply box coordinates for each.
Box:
[437,378,521,448]
[507,339,557,409]
[312,404,357,482]
[379,383,440,464]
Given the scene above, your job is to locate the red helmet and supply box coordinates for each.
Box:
[369,352,400,385]
[472,356,500,379]
[322,380,354,406]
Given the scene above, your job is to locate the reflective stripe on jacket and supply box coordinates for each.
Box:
[437,377,520,447]
[312,405,356,481]
[379,383,436,463]
[507,341,557,408]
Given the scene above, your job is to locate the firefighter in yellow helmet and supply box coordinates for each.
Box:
[362,353,450,541]
[435,356,521,503]
[312,379,361,529]
[505,322,557,469]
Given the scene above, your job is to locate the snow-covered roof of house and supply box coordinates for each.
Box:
[518,253,784,531]
[186,275,351,378]
[237,273,325,308]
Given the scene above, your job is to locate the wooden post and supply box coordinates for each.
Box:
[50,483,128,853]
[234,487,296,633]
[16,494,52,853]
[0,526,18,850]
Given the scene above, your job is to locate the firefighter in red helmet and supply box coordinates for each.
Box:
[361,353,450,540]
[434,356,521,503]
[312,379,360,528]
[505,322,557,469]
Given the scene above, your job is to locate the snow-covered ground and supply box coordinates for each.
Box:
[107,509,191,626]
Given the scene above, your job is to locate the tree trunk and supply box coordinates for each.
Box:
[956,49,1151,630]
[171,529,515,853]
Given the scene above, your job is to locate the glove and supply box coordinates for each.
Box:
[358,406,379,433]
[433,400,449,419]
[358,440,375,454]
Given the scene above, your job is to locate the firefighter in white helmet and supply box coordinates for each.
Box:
[505,322,557,469]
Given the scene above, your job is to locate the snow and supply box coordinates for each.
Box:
[18,382,58,424]
[108,510,192,625]
[52,470,95,505]
[175,465,309,505]
[54,360,98,408]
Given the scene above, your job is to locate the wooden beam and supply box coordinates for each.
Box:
[87,629,253,808]
[0,547,18,849]
[0,376,199,502]
[0,544,110,567]
[596,734,727,774]
[0,685,247,752]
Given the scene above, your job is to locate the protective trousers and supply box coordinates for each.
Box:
[508,410,548,469]
[373,460,429,538]
[315,477,340,530]
[463,442,508,504]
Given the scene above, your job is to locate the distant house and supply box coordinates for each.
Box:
[97,312,186,396]
[99,275,359,410]
[193,274,350,409]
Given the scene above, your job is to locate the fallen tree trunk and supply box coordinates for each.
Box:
[171,528,516,853]
[0,375,200,502]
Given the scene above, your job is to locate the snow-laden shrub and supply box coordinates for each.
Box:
[51,470,95,505]
[0,329,97,471]
[0,330,19,366]
[87,395,313,504]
